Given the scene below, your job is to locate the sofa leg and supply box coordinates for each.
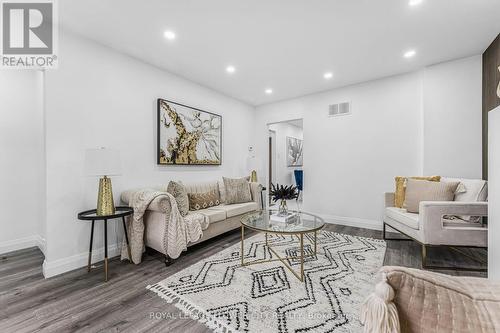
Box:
[420,244,487,272]
[164,255,174,266]
[421,244,427,269]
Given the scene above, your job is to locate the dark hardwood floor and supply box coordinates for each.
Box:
[0,225,487,333]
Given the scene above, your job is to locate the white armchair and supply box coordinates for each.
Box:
[383,178,488,271]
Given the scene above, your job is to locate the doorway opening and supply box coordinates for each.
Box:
[267,119,303,208]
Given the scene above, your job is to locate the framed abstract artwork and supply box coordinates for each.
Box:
[157,98,222,165]
[287,136,303,167]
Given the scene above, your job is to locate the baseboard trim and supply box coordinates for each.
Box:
[36,235,46,255]
[0,235,45,255]
[42,243,121,278]
[319,214,382,231]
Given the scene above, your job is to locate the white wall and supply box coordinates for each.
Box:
[422,56,482,178]
[488,106,500,280]
[256,73,423,228]
[255,56,483,230]
[0,70,45,254]
[268,122,303,186]
[42,31,255,277]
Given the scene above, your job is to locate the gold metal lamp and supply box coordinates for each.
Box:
[85,148,122,216]
[247,146,259,182]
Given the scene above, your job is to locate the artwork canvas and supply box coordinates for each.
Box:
[287,136,303,166]
[157,99,222,165]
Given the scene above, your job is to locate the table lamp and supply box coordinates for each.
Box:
[85,148,121,216]
[246,147,258,182]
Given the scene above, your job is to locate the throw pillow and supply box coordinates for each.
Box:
[166,181,189,216]
[188,190,220,211]
[394,176,441,208]
[218,180,226,204]
[218,176,250,204]
[441,178,488,223]
[223,177,252,204]
[404,179,460,213]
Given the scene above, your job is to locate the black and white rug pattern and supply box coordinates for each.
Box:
[148,230,386,333]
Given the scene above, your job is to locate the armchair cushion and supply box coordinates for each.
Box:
[404,179,459,213]
[442,177,488,222]
[394,176,441,208]
[385,207,419,230]
[442,177,488,202]
[377,266,500,333]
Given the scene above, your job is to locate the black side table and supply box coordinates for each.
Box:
[77,206,133,282]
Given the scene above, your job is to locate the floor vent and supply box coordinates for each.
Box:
[328,102,351,117]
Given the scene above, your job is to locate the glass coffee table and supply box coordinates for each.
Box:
[240,210,325,282]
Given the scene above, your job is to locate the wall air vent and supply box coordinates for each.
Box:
[328,102,351,117]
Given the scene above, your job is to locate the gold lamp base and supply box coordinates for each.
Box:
[250,170,258,182]
[97,176,115,216]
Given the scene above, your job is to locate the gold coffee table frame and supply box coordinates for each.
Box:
[240,211,325,282]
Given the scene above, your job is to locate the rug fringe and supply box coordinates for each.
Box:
[147,283,239,333]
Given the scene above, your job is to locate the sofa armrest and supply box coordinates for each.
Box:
[120,188,173,214]
[384,192,395,208]
[249,182,264,209]
[419,201,488,246]
[148,196,173,213]
[419,201,487,219]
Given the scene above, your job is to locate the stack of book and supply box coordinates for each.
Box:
[270,212,299,223]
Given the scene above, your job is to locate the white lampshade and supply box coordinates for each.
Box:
[85,148,122,176]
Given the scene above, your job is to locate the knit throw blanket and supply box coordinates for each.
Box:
[121,189,208,264]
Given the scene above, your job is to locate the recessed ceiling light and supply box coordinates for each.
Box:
[323,72,333,80]
[226,65,236,74]
[404,49,416,58]
[409,0,423,6]
[265,88,273,95]
[163,30,176,40]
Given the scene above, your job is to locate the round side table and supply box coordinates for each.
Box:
[77,206,133,282]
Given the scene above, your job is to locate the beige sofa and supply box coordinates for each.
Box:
[383,177,488,270]
[121,181,263,263]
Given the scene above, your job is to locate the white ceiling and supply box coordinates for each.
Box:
[60,0,500,106]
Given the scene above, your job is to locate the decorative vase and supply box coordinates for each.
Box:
[278,199,288,216]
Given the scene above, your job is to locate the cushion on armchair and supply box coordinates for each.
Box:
[442,177,488,222]
[394,176,441,208]
[365,266,500,333]
[404,179,459,213]
[442,177,488,202]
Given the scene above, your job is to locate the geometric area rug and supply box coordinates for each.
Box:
[147,230,386,333]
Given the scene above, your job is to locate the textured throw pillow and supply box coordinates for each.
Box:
[188,190,220,211]
[223,177,252,204]
[166,181,189,216]
[218,176,250,204]
[218,180,226,204]
[442,178,488,223]
[394,176,441,208]
[404,179,460,213]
